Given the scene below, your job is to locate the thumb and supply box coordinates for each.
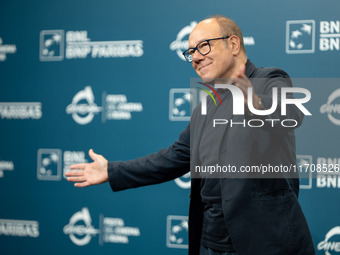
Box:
[236,64,246,78]
[231,64,245,79]
[89,149,99,161]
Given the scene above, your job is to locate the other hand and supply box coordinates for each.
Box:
[231,64,262,111]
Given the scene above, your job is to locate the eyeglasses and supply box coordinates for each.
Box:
[182,36,230,63]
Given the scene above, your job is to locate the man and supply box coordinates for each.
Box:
[66,16,316,255]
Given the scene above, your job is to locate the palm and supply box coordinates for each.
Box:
[66,149,108,187]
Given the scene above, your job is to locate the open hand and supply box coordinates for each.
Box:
[65,149,108,187]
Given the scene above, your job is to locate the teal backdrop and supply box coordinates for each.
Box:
[0,0,339,254]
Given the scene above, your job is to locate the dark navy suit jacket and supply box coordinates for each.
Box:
[108,60,316,255]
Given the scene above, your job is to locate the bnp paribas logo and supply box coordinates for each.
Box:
[286,20,315,54]
[40,30,64,61]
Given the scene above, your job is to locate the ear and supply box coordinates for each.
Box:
[228,35,241,55]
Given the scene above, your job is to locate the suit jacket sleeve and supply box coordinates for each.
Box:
[108,123,190,192]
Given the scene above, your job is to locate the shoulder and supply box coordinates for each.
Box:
[247,61,293,91]
[251,66,291,79]
[247,59,291,79]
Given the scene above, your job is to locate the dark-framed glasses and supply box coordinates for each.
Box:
[182,36,230,63]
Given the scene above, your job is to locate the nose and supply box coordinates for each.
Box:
[191,49,204,62]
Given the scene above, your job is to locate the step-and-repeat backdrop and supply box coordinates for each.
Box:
[1,1,339,254]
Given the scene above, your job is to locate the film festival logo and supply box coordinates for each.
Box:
[63,207,99,246]
[66,86,143,125]
[40,30,143,61]
[170,21,197,61]
[286,20,315,54]
[66,86,102,125]
[166,215,188,249]
[317,226,340,255]
[63,207,140,246]
[170,22,255,61]
[320,88,340,126]
[174,172,191,189]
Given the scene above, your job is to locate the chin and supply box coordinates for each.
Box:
[199,75,217,84]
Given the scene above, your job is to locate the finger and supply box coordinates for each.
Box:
[67,176,86,182]
[232,78,248,93]
[234,77,252,90]
[229,77,248,87]
[230,64,246,79]
[70,163,87,170]
[234,81,248,94]
[236,64,246,78]
[89,149,99,161]
[65,170,84,177]
[74,182,90,188]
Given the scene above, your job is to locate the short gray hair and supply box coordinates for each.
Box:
[211,15,245,52]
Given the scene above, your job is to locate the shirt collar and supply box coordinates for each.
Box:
[245,59,256,78]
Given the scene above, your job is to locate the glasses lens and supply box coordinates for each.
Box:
[197,41,210,55]
[183,51,192,62]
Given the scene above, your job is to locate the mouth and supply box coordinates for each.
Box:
[198,63,212,72]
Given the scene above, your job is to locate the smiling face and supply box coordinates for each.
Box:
[188,19,243,82]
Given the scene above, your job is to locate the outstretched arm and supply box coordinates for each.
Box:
[66,124,190,190]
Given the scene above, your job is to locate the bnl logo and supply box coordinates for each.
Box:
[297,155,313,189]
[166,215,188,249]
[37,149,62,180]
[286,20,315,54]
[40,30,64,61]
[169,89,197,121]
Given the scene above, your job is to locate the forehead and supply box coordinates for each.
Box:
[188,19,221,47]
